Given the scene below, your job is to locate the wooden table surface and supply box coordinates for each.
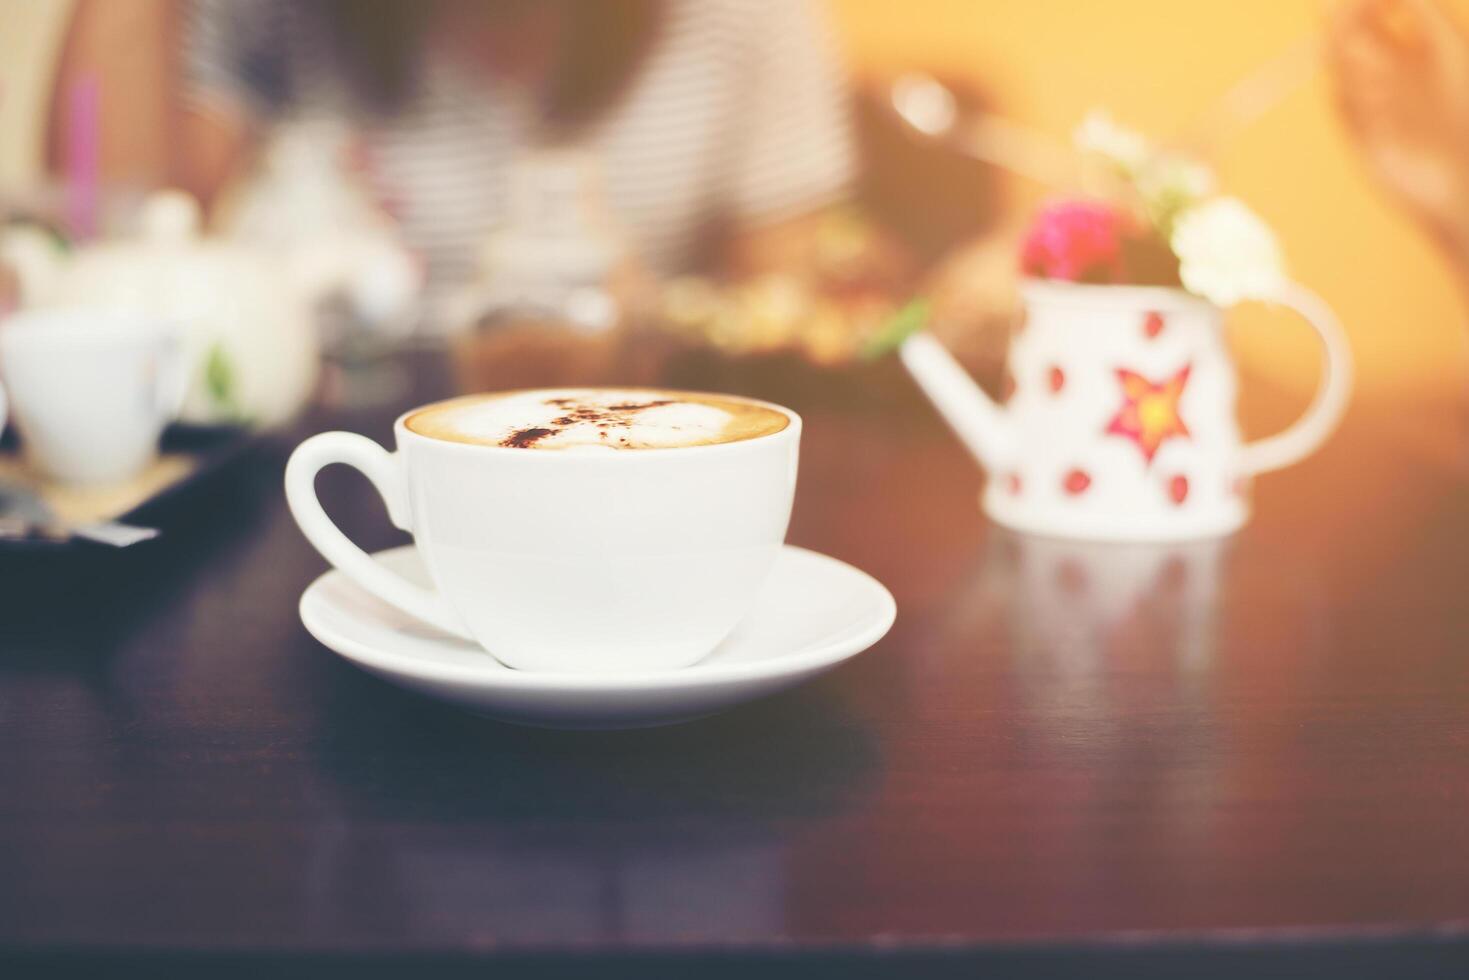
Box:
[2,350,1468,978]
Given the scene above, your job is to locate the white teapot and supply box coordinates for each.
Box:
[4,190,319,427]
[900,280,1353,541]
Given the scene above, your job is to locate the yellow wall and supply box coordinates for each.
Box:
[831,0,1469,405]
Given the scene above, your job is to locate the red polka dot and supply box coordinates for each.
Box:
[1056,559,1088,595]
[1232,477,1250,497]
[1160,555,1189,591]
[1063,469,1092,495]
[1048,365,1065,393]
[1006,472,1023,496]
[1169,474,1189,504]
[1002,370,1017,402]
[1001,534,1021,563]
[1144,311,1165,338]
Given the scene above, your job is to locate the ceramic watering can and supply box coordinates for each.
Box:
[899,279,1352,541]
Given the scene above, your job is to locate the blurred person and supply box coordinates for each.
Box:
[1329,0,1469,275]
[49,0,1014,382]
[171,0,858,318]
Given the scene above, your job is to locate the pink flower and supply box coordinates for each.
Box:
[1020,200,1127,283]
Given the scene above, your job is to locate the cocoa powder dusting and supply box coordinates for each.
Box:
[502,427,555,449]
[508,397,677,449]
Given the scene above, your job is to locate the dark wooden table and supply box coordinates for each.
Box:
[2,350,1468,978]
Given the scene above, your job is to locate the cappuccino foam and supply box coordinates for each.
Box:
[405,389,788,451]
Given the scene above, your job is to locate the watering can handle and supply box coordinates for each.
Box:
[1236,283,1353,477]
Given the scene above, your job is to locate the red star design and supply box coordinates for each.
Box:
[1105,365,1191,464]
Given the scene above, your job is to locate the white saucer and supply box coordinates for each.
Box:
[299,544,896,729]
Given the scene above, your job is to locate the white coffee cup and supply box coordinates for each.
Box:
[285,396,800,673]
[0,308,189,484]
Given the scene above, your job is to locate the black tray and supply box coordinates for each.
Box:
[0,423,264,552]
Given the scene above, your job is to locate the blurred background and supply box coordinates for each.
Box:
[3,0,1468,450]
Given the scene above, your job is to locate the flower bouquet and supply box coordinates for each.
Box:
[1024,111,1285,306]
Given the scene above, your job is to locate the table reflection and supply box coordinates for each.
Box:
[304,820,785,943]
[286,670,882,946]
[1000,532,1227,687]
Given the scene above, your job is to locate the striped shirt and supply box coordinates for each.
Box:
[182,0,856,309]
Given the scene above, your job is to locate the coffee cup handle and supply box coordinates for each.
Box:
[1236,283,1354,476]
[285,432,474,640]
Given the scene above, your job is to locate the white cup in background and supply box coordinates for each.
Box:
[0,308,189,485]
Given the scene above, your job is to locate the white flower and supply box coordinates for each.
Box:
[1170,197,1286,306]
[1136,153,1215,214]
[1073,110,1150,172]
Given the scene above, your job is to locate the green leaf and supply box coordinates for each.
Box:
[204,342,240,417]
[861,298,930,362]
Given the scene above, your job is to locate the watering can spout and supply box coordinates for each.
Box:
[899,332,1014,473]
